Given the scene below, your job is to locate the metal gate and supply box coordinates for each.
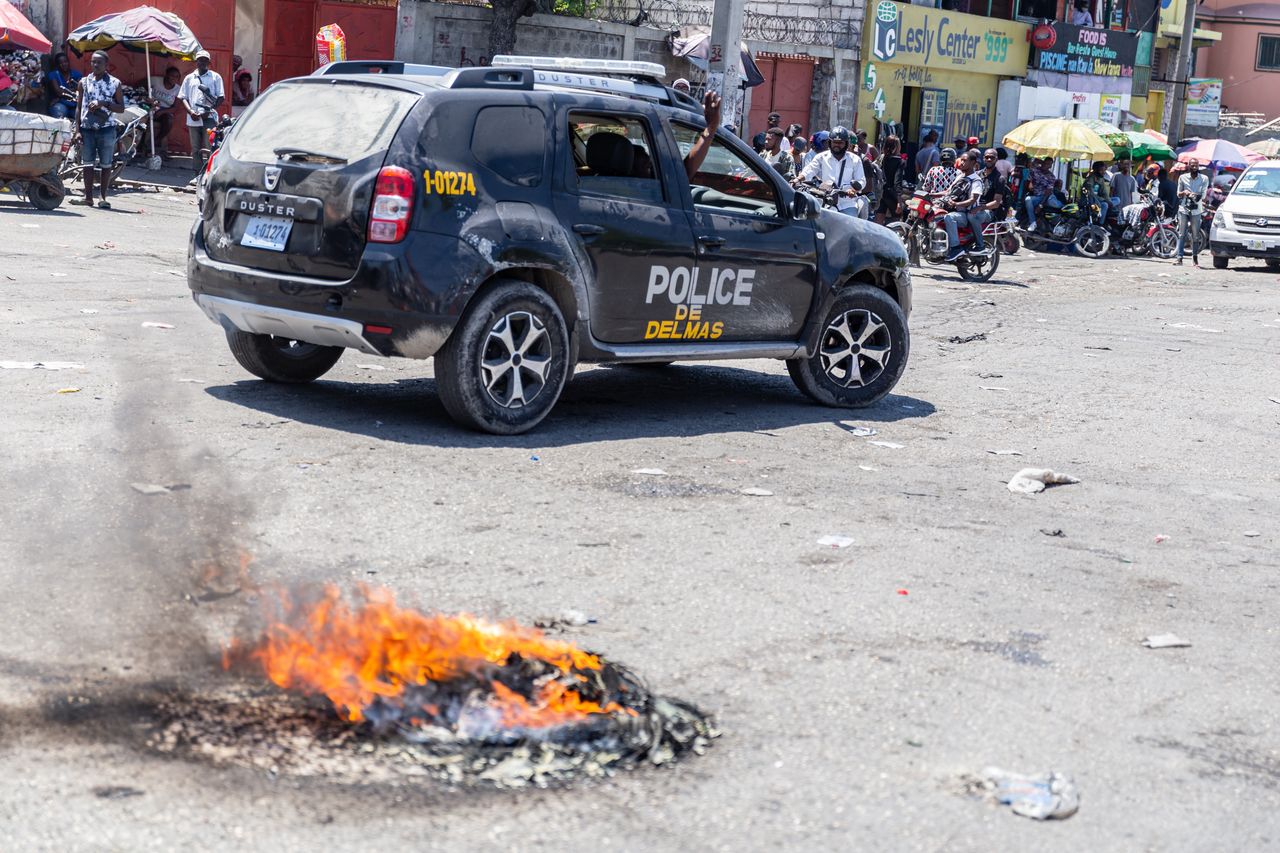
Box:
[261,0,400,92]
[746,53,815,140]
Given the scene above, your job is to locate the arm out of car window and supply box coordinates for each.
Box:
[683,92,721,181]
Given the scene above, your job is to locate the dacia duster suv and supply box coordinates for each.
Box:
[189,57,912,434]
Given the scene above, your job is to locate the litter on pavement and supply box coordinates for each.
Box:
[739,487,773,496]
[817,534,855,548]
[869,441,904,449]
[0,361,84,370]
[977,767,1080,820]
[1008,468,1080,494]
[987,449,1022,456]
[631,468,669,476]
[1142,634,1192,649]
[141,322,175,329]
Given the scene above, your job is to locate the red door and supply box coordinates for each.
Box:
[260,0,316,91]
[314,1,398,61]
[746,55,815,140]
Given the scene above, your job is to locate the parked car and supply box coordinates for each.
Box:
[188,57,912,434]
[1209,159,1280,270]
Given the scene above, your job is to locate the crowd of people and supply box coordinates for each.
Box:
[744,114,1228,266]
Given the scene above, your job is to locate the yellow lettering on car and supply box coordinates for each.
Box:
[423,170,478,197]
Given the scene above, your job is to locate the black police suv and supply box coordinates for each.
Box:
[188,58,912,434]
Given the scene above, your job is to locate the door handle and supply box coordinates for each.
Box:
[697,235,726,250]
[573,224,606,236]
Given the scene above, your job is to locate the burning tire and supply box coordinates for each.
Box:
[436,279,571,435]
[787,284,908,408]
[225,329,344,383]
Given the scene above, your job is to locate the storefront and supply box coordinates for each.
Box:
[858,1,1030,148]
[1025,22,1140,124]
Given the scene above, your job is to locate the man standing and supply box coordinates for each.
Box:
[762,127,795,179]
[766,112,791,153]
[798,126,867,218]
[937,151,984,262]
[1174,158,1209,266]
[1023,157,1056,231]
[179,50,225,177]
[73,51,124,209]
[1109,160,1138,210]
[915,130,940,178]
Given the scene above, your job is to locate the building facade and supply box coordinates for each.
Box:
[1195,0,1280,120]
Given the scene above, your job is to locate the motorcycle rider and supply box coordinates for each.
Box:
[1174,158,1210,266]
[920,147,959,197]
[798,126,867,218]
[937,150,984,262]
[1083,161,1112,223]
[970,148,1008,249]
[1023,157,1056,232]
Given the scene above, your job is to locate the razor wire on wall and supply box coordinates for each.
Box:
[593,0,855,49]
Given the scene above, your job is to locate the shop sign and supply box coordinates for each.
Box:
[1186,78,1222,127]
[1100,94,1122,124]
[865,0,1029,76]
[1035,23,1138,77]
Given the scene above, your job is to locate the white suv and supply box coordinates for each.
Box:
[1209,159,1280,270]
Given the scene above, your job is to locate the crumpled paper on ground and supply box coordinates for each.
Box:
[983,767,1080,820]
[1008,468,1081,494]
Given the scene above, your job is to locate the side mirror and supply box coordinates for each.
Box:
[791,191,820,220]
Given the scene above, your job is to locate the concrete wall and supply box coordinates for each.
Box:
[14,0,63,50]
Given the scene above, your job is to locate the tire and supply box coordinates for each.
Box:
[787,284,909,409]
[28,176,65,211]
[1148,225,1177,260]
[999,230,1021,255]
[1213,255,1228,269]
[957,248,999,282]
[435,279,571,435]
[1072,225,1110,258]
[1267,259,1280,271]
[887,221,920,266]
[225,329,344,383]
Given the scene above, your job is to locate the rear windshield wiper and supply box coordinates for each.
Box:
[273,146,348,165]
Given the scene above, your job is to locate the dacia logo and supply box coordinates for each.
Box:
[265,166,281,191]
[872,0,899,63]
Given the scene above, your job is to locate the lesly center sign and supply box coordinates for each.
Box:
[870,0,1029,77]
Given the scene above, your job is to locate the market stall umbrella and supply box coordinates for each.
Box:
[1175,138,1266,171]
[66,6,204,170]
[0,0,52,53]
[670,31,765,88]
[1116,130,1175,161]
[1246,138,1280,158]
[1144,129,1168,144]
[1079,118,1128,149]
[1003,118,1114,161]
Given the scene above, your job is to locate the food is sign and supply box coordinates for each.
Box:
[1035,23,1138,77]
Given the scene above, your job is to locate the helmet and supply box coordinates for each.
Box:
[829,126,851,143]
[940,147,957,164]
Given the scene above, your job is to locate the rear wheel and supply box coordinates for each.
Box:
[1213,255,1229,269]
[787,284,908,409]
[957,248,999,282]
[225,330,344,383]
[435,280,571,435]
[1072,225,1110,259]
[27,175,65,211]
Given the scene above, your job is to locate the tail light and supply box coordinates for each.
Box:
[368,165,415,244]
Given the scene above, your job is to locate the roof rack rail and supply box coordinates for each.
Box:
[488,55,678,104]
[491,56,668,80]
[446,67,534,91]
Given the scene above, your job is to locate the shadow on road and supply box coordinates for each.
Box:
[204,362,936,448]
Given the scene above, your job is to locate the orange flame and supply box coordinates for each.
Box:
[225,584,627,729]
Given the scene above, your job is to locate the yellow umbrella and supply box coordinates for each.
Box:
[1003,118,1114,161]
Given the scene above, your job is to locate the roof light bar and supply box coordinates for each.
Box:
[491,55,668,80]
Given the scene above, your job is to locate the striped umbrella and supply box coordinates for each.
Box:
[1175,138,1266,171]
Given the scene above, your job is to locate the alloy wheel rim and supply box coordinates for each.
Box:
[819,309,892,388]
[480,310,552,409]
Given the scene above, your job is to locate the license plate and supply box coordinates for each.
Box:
[1249,239,1266,251]
[241,215,294,252]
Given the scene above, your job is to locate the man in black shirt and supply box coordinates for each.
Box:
[968,149,1008,253]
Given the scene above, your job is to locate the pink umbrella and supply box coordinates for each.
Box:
[1175,139,1265,172]
[0,0,53,53]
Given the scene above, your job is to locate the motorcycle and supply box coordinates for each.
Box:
[795,178,870,219]
[1110,196,1177,258]
[1022,197,1110,258]
[889,191,1003,282]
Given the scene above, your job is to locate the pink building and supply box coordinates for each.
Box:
[1196,1,1280,117]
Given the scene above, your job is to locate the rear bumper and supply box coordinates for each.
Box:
[187,221,485,359]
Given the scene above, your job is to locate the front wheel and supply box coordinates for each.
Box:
[1213,255,1229,269]
[787,284,909,408]
[1072,225,1110,259]
[27,174,65,211]
[225,330,344,383]
[1148,224,1177,259]
[1266,259,1279,271]
[887,221,920,266]
[435,279,571,434]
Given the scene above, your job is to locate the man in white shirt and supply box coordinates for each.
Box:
[179,50,225,176]
[798,126,867,218]
[148,65,182,157]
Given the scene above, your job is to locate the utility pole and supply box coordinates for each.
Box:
[1166,0,1198,144]
[709,0,747,134]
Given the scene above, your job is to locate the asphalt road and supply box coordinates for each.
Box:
[2,187,1278,851]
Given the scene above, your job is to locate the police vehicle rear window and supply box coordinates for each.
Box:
[228,82,418,164]
[472,106,546,187]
